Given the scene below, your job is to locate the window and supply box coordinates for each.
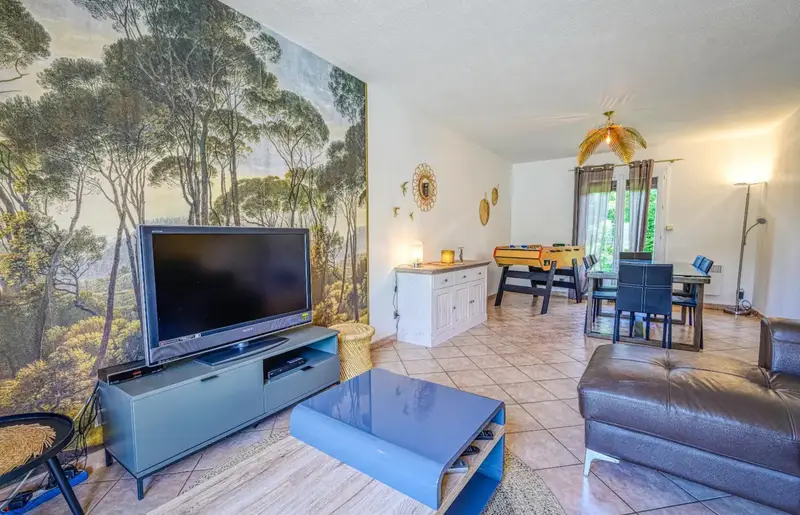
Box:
[596,177,658,267]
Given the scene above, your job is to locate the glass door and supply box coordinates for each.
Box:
[597,179,618,269]
[599,168,662,267]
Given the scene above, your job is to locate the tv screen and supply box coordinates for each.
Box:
[139,226,312,365]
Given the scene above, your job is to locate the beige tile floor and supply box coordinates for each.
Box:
[4,293,786,514]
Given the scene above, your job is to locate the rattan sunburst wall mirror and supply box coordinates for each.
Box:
[412,163,437,211]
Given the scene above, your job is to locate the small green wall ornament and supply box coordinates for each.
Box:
[393,207,400,217]
[409,212,414,221]
[401,182,409,196]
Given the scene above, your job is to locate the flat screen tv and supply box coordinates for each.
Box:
[139,225,312,366]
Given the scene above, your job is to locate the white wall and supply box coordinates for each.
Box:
[754,109,800,318]
[510,132,775,307]
[511,157,576,244]
[368,87,512,339]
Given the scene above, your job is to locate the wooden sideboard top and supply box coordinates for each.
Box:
[395,260,491,275]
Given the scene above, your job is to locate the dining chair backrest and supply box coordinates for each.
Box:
[619,251,653,261]
[616,262,674,316]
[693,255,705,268]
[699,258,714,274]
[589,254,598,266]
[582,256,592,269]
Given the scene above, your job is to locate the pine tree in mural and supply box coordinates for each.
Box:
[0,0,50,93]
[0,0,367,418]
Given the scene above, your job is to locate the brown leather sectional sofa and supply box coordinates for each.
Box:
[578,317,800,514]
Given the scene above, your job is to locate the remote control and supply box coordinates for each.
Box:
[461,444,480,457]
[446,459,468,474]
[476,429,494,441]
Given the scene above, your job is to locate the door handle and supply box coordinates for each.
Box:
[201,375,219,382]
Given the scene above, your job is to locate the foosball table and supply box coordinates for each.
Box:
[492,245,585,312]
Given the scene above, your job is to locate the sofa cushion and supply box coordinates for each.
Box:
[579,344,800,477]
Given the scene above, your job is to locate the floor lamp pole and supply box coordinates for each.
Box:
[725,182,767,317]
[733,184,751,315]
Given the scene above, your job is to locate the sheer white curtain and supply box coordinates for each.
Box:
[573,164,614,265]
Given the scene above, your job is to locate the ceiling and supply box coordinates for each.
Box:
[225,0,800,163]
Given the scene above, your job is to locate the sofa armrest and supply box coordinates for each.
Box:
[759,317,800,375]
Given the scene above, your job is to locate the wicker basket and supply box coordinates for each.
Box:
[330,323,375,381]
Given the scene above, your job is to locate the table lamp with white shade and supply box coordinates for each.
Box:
[409,241,424,268]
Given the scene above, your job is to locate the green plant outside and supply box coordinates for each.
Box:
[598,188,657,267]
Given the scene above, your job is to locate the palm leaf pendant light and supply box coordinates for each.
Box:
[578,111,647,165]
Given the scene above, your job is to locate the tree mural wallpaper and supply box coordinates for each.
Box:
[0,0,367,418]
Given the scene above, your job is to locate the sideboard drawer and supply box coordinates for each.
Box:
[455,269,472,284]
[457,266,487,284]
[433,272,455,290]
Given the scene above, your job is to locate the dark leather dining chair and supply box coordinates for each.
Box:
[614,262,674,348]
[673,258,713,337]
[582,255,617,325]
[619,251,653,261]
[582,255,593,297]
[675,255,707,298]
[584,255,615,290]
[698,257,713,274]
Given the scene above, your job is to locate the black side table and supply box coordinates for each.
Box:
[0,413,83,515]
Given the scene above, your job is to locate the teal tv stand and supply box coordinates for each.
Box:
[99,325,339,500]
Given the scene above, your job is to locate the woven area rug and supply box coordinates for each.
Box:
[190,430,565,515]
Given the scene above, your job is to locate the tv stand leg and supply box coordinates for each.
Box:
[137,478,144,500]
[104,449,113,467]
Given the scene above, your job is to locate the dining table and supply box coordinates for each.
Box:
[584,260,711,350]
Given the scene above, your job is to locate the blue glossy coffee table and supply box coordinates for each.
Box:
[291,368,505,514]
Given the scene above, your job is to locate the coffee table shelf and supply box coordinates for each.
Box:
[439,422,505,512]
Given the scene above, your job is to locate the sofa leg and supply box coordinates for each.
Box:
[583,448,619,476]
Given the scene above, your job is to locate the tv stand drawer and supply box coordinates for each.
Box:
[132,361,263,471]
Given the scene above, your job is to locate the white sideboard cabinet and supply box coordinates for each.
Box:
[395,261,491,347]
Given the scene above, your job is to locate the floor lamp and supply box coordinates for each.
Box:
[724,181,767,316]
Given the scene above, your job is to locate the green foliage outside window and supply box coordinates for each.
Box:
[598,187,657,267]
[643,189,657,253]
